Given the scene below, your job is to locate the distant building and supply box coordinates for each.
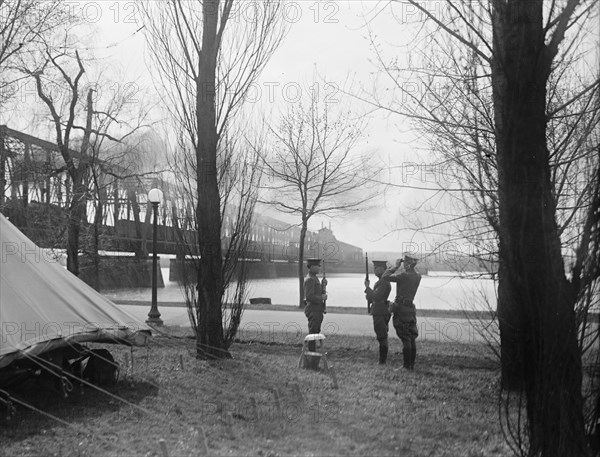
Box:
[314,223,363,264]
[245,215,363,264]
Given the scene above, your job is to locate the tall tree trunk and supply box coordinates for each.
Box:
[195,0,228,359]
[128,188,146,258]
[0,127,6,207]
[141,201,152,257]
[22,144,30,212]
[497,258,525,390]
[492,2,587,454]
[113,183,120,228]
[66,176,87,276]
[298,221,308,307]
[91,185,106,291]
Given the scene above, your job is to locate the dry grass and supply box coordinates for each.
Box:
[0,327,511,457]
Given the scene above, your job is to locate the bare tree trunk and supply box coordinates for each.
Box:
[66,176,87,276]
[128,188,146,258]
[0,127,6,206]
[22,143,30,212]
[91,183,106,291]
[298,221,308,308]
[195,0,227,359]
[141,201,152,257]
[497,259,525,390]
[492,2,588,454]
[142,0,286,358]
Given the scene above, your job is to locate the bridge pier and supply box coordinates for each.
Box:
[79,255,165,290]
[169,258,301,282]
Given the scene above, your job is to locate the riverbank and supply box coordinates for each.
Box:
[0,330,509,457]
[103,271,499,312]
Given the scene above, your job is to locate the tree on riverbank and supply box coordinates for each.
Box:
[364,0,600,454]
[141,0,288,359]
[256,87,379,307]
[23,44,149,277]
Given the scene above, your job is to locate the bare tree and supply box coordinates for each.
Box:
[22,45,150,276]
[140,0,288,359]
[255,90,378,307]
[169,131,262,357]
[0,0,71,108]
[360,0,600,454]
[367,3,599,387]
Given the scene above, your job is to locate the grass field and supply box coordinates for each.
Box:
[0,327,512,457]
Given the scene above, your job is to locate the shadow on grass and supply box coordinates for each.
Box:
[418,352,498,371]
[0,378,159,442]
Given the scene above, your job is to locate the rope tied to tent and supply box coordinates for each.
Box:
[60,373,73,398]
[0,389,132,454]
[20,352,159,419]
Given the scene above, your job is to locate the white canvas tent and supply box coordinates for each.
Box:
[0,213,151,370]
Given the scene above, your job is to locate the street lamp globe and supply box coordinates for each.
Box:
[148,188,163,204]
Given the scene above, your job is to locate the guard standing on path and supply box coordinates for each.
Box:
[382,255,421,370]
[364,260,392,364]
[303,258,328,354]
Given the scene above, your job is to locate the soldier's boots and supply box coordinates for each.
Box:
[410,341,417,370]
[403,347,412,370]
[378,345,388,365]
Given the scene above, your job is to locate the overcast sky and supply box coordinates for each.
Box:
[2,1,513,255]
[83,0,443,254]
[5,2,597,255]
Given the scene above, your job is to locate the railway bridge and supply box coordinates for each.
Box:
[0,126,364,285]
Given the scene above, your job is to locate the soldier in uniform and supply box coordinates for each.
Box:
[303,258,328,354]
[364,260,392,364]
[382,254,421,370]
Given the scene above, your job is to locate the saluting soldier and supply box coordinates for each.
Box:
[303,258,328,353]
[364,260,392,364]
[382,254,421,370]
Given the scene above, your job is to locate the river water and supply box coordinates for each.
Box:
[103,269,498,312]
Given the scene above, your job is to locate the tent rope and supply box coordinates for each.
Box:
[0,389,131,455]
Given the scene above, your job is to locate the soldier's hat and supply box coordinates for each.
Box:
[372,260,388,268]
[306,258,322,267]
[403,254,418,265]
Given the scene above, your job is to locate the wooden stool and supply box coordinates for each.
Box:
[298,333,329,371]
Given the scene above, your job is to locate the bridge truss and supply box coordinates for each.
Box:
[0,125,363,264]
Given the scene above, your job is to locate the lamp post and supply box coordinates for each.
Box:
[146,188,163,325]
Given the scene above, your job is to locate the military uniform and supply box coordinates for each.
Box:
[382,256,421,369]
[303,259,326,356]
[364,260,392,364]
